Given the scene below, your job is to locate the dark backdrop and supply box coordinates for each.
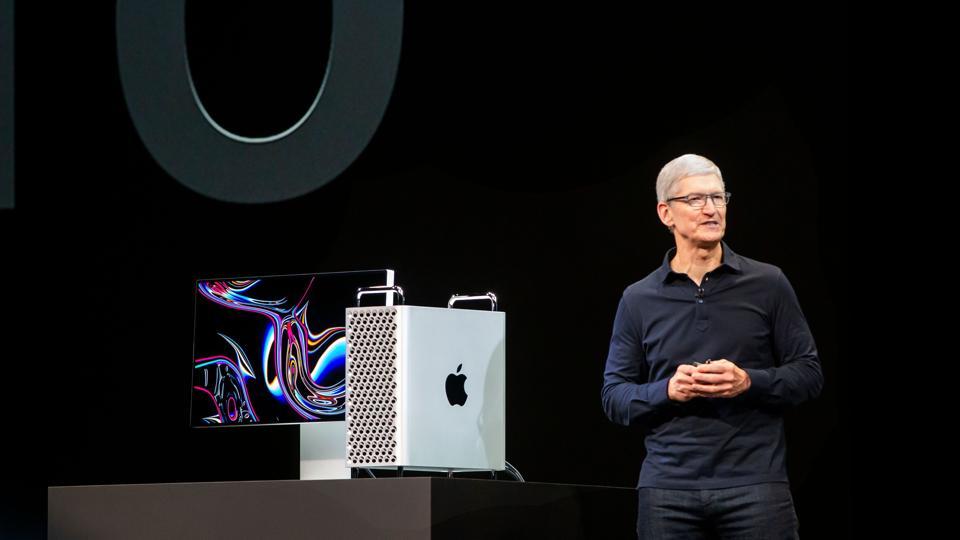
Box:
[1,2,847,537]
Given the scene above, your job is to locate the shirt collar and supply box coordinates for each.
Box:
[657,240,743,283]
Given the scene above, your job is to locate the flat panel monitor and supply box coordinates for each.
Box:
[190,269,394,427]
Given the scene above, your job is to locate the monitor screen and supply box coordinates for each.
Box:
[190,269,394,427]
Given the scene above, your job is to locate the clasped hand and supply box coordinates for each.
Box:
[668,359,751,401]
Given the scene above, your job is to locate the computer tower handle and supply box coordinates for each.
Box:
[356,285,406,306]
[447,292,498,310]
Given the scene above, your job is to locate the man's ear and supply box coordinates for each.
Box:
[657,201,673,230]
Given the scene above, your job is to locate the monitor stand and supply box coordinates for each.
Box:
[299,422,349,480]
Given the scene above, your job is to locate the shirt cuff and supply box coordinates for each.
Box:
[744,368,773,398]
[646,377,673,408]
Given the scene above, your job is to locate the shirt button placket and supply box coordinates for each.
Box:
[695,281,709,331]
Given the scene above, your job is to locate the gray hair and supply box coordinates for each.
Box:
[656,154,724,202]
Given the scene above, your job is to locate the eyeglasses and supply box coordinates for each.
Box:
[665,192,731,209]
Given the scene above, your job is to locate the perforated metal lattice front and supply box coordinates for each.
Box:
[345,307,399,466]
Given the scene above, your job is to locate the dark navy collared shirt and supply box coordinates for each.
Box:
[601,241,823,489]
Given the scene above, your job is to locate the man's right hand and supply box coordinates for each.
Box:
[668,364,700,402]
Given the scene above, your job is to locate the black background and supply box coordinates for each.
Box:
[2,2,847,537]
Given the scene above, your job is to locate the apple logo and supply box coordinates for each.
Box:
[445,363,468,406]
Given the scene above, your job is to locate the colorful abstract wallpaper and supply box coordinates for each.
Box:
[191,271,391,426]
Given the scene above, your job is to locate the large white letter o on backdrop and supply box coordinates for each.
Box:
[116,1,403,204]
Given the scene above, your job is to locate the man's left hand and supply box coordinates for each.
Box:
[690,359,751,398]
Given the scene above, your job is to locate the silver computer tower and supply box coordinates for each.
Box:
[345,297,505,472]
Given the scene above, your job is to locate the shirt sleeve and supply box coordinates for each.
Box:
[744,269,824,408]
[601,293,675,428]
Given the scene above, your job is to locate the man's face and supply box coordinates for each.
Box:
[658,174,727,247]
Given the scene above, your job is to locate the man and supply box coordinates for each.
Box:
[600,154,823,539]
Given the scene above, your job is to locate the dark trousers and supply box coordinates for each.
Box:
[636,482,799,539]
